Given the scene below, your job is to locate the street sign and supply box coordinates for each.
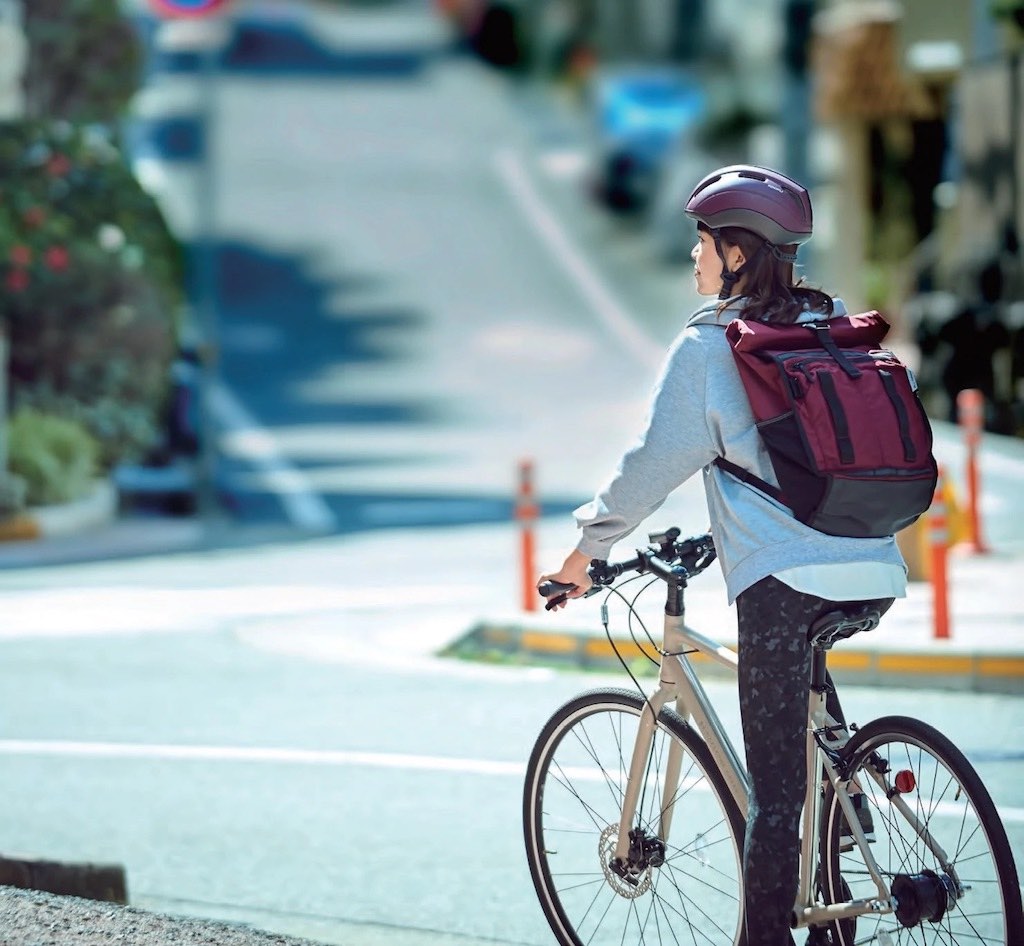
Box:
[148,0,231,17]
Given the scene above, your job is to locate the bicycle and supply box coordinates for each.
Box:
[524,527,1023,946]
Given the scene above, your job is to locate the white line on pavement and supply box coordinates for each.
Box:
[492,147,662,371]
[208,381,337,533]
[4,738,1023,826]
[0,738,522,778]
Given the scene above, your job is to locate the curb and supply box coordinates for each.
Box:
[0,480,117,544]
[0,855,127,904]
[448,622,1024,695]
[0,514,40,543]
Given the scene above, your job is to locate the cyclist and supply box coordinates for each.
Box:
[539,165,905,946]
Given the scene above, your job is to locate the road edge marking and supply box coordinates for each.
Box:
[493,147,662,371]
[208,381,337,532]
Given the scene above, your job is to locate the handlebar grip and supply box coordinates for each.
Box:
[538,579,578,612]
[538,580,576,598]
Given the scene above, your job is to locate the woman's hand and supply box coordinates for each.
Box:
[538,549,593,610]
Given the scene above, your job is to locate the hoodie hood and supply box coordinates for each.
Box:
[685,294,847,329]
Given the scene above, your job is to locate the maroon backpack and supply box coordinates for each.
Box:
[715,311,938,538]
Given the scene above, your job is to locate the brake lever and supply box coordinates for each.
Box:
[539,580,601,611]
[543,592,569,611]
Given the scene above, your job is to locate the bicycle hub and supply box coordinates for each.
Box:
[891,869,957,926]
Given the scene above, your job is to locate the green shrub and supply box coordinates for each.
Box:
[0,120,183,467]
[8,409,101,506]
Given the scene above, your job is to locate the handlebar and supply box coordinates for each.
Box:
[538,528,716,611]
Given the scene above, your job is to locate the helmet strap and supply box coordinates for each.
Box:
[718,271,740,300]
[712,231,769,300]
[711,230,734,300]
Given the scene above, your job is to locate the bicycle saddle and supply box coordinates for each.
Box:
[807,604,881,650]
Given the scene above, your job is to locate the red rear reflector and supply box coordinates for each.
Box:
[894,770,916,794]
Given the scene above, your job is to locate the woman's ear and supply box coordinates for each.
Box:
[725,244,745,273]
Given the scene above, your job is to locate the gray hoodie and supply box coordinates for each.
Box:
[574,296,907,603]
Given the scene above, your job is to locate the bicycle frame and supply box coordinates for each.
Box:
[611,588,905,931]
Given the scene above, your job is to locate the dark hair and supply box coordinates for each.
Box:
[699,222,833,324]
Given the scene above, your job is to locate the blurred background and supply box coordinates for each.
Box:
[0,0,1021,536]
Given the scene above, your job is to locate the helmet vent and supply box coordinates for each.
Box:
[684,164,814,246]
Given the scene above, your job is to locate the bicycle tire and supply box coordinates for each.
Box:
[819,714,1024,945]
[523,687,747,946]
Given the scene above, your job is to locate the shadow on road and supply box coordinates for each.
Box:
[215,239,432,426]
[209,238,584,531]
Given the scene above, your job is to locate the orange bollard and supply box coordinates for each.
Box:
[957,388,989,554]
[517,459,540,612]
[929,466,951,640]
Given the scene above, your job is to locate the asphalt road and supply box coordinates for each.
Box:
[0,586,1022,945]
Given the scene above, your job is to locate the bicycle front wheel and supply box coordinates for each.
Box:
[820,715,1024,945]
[523,687,746,946]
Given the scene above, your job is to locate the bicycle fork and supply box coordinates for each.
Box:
[609,688,669,882]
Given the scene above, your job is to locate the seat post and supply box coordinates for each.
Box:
[809,644,830,694]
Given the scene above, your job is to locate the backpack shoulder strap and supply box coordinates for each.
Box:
[713,457,787,506]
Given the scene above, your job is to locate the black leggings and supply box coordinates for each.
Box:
[735,575,893,946]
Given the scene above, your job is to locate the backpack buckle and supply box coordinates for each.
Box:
[810,323,861,378]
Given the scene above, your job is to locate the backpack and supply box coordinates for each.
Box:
[715,311,938,538]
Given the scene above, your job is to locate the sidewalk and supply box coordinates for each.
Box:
[451,541,1024,695]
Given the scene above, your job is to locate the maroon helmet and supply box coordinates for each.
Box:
[684,165,813,246]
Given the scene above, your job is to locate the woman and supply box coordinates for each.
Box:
[539,165,906,946]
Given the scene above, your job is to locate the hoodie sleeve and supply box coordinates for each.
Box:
[574,328,720,560]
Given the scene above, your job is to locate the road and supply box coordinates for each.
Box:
[0,552,1022,945]
[0,3,1021,946]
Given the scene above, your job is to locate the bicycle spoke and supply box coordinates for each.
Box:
[653,874,736,943]
[546,768,612,836]
[570,723,627,812]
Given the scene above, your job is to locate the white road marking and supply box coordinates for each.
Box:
[537,148,588,179]
[0,739,523,778]
[493,148,662,371]
[2,739,1022,828]
[0,583,481,639]
[208,381,337,532]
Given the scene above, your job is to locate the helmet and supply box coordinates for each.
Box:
[684,165,813,246]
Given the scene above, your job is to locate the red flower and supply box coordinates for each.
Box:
[23,206,46,228]
[46,154,73,177]
[5,269,29,292]
[44,246,69,271]
[9,244,32,267]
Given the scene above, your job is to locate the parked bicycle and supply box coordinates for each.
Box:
[525,527,1023,945]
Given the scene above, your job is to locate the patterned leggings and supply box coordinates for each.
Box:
[735,575,893,946]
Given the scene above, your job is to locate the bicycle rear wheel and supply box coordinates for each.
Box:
[819,715,1023,945]
[523,687,746,946]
